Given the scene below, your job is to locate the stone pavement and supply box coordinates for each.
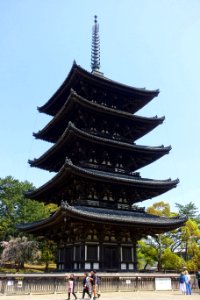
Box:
[0,291,200,300]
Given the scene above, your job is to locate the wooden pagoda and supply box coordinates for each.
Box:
[18,16,187,272]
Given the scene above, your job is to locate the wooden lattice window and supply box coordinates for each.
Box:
[87,245,98,261]
[122,246,132,262]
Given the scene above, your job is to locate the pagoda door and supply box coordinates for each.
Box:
[104,246,118,270]
[64,247,73,270]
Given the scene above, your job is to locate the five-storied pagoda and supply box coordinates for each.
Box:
[18,16,187,272]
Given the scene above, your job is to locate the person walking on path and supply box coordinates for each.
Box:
[81,272,92,300]
[90,270,101,300]
[196,270,200,294]
[66,274,77,300]
[184,270,192,295]
[179,272,186,295]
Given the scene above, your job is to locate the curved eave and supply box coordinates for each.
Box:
[73,91,163,123]
[38,62,159,116]
[34,90,164,142]
[29,122,171,171]
[26,159,179,201]
[17,204,187,234]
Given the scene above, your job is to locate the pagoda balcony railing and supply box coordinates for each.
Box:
[80,162,141,177]
[85,128,134,144]
[73,199,145,212]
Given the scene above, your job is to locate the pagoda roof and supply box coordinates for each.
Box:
[29,122,171,172]
[26,158,179,204]
[34,90,164,143]
[17,202,187,234]
[38,62,159,116]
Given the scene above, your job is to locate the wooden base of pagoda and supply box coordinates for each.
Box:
[56,221,138,272]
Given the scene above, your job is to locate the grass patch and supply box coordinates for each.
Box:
[0,263,56,273]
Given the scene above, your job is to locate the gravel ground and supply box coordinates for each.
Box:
[0,290,200,300]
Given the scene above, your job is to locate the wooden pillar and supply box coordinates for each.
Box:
[97,226,105,271]
[133,239,138,271]
[116,231,122,271]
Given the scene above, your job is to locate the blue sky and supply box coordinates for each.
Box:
[0,0,199,212]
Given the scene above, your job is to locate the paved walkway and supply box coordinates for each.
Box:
[0,291,200,300]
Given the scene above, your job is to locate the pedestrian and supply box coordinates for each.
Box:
[81,272,92,300]
[66,274,77,300]
[196,270,200,294]
[90,270,101,299]
[179,271,186,295]
[184,270,192,295]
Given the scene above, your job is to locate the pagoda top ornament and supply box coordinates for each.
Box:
[91,15,101,73]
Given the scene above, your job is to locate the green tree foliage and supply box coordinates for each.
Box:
[138,201,183,271]
[1,236,40,270]
[175,202,200,222]
[137,240,157,270]
[139,233,177,271]
[161,248,185,272]
[39,239,57,271]
[179,219,200,261]
[138,201,200,272]
[147,201,172,217]
[0,176,57,240]
[185,246,200,271]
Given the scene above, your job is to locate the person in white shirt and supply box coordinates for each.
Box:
[184,270,192,295]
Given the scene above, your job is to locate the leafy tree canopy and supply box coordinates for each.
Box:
[161,248,185,272]
[143,201,183,271]
[175,201,200,222]
[142,201,200,272]
[146,201,173,217]
[39,239,57,271]
[137,240,157,270]
[0,176,57,240]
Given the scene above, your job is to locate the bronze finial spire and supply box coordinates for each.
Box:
[91,15,100,73]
